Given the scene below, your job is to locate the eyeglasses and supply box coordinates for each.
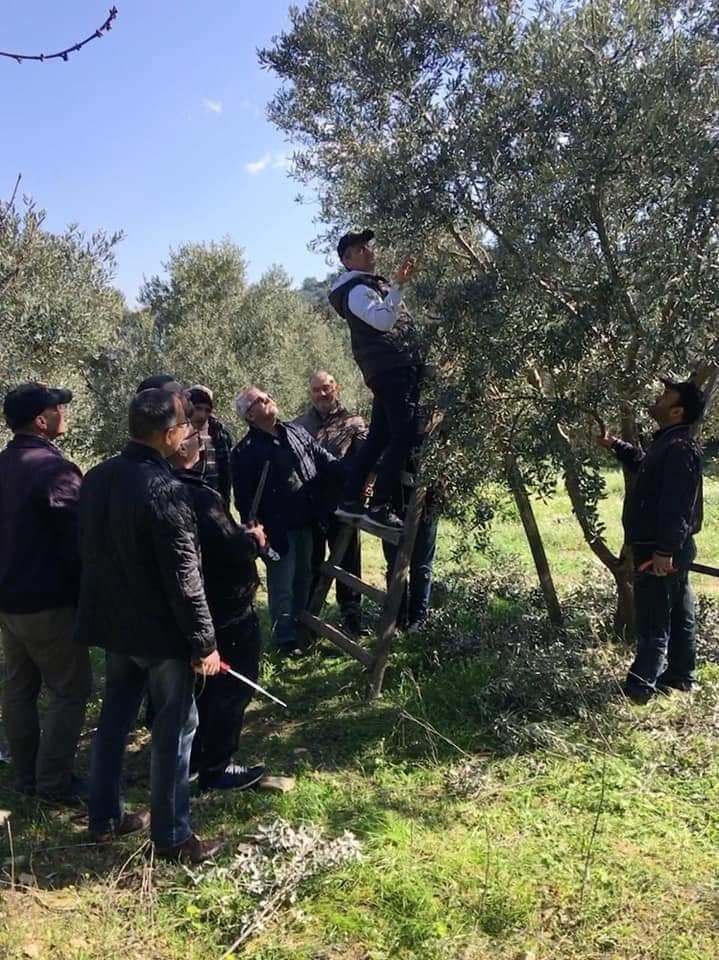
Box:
[168,419,191,432]
[247,393,273,412]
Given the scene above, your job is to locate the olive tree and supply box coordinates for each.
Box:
[261,0,719,631]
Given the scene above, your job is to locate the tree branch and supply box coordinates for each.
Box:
[0,7,118,64]
[588,189,641,330]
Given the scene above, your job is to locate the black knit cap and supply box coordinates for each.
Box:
[135,374,181,394]
[660,377,706,425]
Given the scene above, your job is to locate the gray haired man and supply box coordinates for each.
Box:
[231,386,341,655]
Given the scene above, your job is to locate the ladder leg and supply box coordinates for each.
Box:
[307,523,355,617]
[370,486,426,696]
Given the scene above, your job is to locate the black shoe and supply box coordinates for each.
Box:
[336,500,366,519]
[367,504,403,530]
[342,607,363,637]
[656,673,696,694]
[276,643,308,659]
[90,809,151,844]
[155,834,224,864]
[199,763,266,792]
[622,683,654,705]
[37,774,88,808]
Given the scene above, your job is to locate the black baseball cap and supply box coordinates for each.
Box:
[3,382,73,431]
[660,377,706,425]
[337,228,374,260]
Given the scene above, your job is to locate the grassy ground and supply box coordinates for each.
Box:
[2,476,719,959]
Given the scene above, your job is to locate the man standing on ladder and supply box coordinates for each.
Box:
[329,229,423,530]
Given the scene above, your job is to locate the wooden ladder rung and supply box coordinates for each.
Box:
[333,510,403,545]
[298,612,374,667]
[321,563,386,605]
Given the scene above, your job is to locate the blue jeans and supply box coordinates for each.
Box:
[89,652,197,848]
[627,537,697,691]
[383,511,439,624]
[265,527,314,649]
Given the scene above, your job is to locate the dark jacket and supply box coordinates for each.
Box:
[76,442,216,660]
[175,469,259,626]
[613,424,703,559]
[231,421,340,556]
[0,434,82,613]
[328,272,422,385]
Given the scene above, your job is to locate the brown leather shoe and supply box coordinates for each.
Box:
[117,810,151,836]
[155,834,223,864]
[89,809,151,844]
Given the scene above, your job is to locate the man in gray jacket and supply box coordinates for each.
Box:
[294,370,367,634]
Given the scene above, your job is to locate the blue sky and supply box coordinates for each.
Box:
[0,1,331,304]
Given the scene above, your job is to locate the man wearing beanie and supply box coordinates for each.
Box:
[0,382,91,805]
[188,385,234,506]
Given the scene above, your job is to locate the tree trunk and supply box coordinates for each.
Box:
[505,453,563,627]
[612,549,635,640]
[551,425,636,635]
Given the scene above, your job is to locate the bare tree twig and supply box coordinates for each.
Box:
[0,7,118,64]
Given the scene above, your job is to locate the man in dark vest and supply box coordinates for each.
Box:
[328,229,422,530]
[597,377,705,704]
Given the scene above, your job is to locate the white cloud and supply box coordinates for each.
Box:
[245,152,273,174]
[245,151,291,175]
[203,98,223,115]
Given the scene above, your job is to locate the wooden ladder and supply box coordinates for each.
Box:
[299,474,427,697]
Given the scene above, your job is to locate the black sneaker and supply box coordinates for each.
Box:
[367,504,403,530]
[656,673,696,694]
[199,763,266,792]
[37,774,89,808]
[622,683,654,705]
[336,500,366,519]
[342,607,363,637]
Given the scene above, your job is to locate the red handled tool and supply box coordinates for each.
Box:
[638,559,677,574]
[219,661,287,708]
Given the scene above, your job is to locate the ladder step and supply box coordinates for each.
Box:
[333,510,402,545]
[298,612,374,667]
[321,563,387,605]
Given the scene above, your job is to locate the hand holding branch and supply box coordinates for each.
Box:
[393,255,417,286]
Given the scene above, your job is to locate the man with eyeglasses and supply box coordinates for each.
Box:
[78,389,223,863]
[170,423,267,792]
[232,386,341,656]
[329,229,423,530]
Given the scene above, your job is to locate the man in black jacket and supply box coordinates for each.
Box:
[329,229,422,530]
[187,385,234,506]
[598,378,705,704]
[78,389,222,863]
[0,383,92,805]
[232,386,340,655]
[171,426,266,791]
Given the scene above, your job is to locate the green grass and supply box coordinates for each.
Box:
[2,475,719,959]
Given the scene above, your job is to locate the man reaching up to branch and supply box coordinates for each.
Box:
[597,378,705,704]
[329,229,423,530]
